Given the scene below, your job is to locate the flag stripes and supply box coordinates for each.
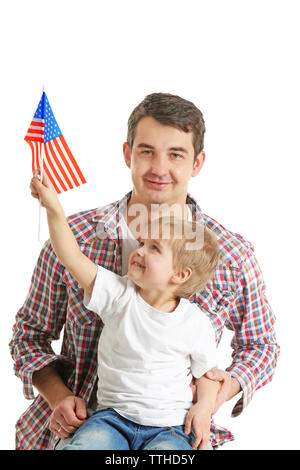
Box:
[28,135,87,194]
[25,93,86,194]
[25,118,44,142]
[27,138,75,193]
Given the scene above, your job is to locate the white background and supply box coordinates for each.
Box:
[1,0,299,450]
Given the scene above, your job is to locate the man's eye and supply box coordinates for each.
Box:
[151,245,159,251]
[142,150,152,155]
[171,153,182,159]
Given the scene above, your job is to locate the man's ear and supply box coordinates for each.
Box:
[192,151,205,177]
[123,142,131,169]
[171,267,192,286]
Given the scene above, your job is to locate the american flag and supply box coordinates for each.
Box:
[25,92,86,194]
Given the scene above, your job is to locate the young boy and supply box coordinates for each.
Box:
[30,170,220,451]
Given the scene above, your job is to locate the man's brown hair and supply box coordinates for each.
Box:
[127,92,206,159]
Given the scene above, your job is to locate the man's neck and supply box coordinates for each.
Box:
[125,191,189,236]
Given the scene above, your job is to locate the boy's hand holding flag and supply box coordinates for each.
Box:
[31,169,61,214]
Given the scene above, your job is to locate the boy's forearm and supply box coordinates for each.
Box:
[47,206,81,272]
[195,375,220,411]
[46,206,97,293]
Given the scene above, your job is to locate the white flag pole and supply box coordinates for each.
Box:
[38,85,45,242]
[38,143,45,241]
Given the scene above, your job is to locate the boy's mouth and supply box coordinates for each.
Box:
[131,260,145,269]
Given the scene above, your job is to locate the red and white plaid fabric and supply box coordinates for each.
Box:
[9,192,280,449]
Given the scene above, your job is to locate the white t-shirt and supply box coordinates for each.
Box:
[83,265,218,427]
[118,215,139,276]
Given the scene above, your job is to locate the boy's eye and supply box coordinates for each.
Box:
[139,241,144,247]
[151,244,159,251]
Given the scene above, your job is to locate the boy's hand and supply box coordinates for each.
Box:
[184,402,212,450]
[30,169,61,213]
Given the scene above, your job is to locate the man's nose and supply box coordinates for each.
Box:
[150,154,169,177]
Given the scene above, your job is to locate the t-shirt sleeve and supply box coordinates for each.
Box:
[83,265,131,322]
[190,315,218,378]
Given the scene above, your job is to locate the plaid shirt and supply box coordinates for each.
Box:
[9,192,280,449]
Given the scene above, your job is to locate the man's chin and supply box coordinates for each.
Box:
[132,184,179,207]
[142,188,173,205]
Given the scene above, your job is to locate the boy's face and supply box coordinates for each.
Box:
[127,237,176,291]
[123,116,205,207]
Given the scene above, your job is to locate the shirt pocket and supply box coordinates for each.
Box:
[198,288,235,342]
[63,269,99,325]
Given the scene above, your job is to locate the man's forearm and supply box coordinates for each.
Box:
[32,365,74,410]
[228,377,241,400]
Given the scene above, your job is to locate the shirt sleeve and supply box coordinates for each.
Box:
[191,316,218,378]
[226,247,280,417]
[9,240,71,400]
[83,265,131,322]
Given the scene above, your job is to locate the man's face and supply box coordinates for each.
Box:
[123,116,205,207]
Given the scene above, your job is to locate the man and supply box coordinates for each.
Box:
[10,92,279,449]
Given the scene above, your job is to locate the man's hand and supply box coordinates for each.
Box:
[48,395,87,439]
[184,403,212,450]
[205,368,241,414]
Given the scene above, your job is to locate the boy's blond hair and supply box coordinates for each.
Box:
[149,216,219,299]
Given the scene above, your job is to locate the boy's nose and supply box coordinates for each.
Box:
[137,246,144,256]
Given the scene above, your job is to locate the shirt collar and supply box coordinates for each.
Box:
[186,192,206,226]
[90,191,206,240]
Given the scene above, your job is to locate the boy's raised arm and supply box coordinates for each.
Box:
[30,170,97,295]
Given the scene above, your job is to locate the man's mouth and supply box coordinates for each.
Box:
[145,179,171,189]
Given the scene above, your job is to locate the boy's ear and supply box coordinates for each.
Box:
[171,267,192,285]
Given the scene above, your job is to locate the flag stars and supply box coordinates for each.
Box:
[30,92,62,142]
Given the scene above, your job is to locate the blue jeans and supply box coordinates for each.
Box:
[60,408,210,450]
